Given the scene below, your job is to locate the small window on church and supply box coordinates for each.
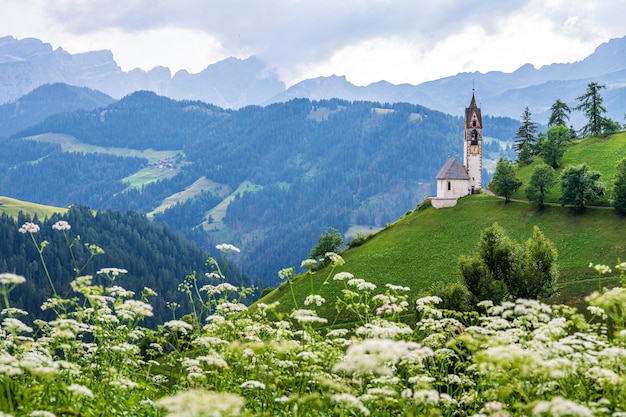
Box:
[472,120,476,127]
[447,181,451,191]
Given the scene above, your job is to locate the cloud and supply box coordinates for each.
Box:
[4,0,626,85]
[43,1,528,69]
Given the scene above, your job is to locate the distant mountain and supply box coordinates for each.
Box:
[2,35,626,127]
[0,36,284,108]
[0,83,115,137]
[268,36,626,126]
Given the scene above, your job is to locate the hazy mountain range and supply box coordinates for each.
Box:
[2,35,626,125]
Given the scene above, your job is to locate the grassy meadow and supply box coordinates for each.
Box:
[0,196,66,219]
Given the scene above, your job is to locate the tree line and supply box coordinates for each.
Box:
[489,82,626,213]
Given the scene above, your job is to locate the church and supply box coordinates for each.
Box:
[431,92,483,209]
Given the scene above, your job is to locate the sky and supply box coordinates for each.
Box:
[2,0,626,87]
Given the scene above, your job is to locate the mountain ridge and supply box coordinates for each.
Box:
[2,35,626,124]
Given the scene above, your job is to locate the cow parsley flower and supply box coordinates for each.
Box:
[216,243,240,253]
[532,397,593,417]
[67,383,94,398]
[164,320,194,335]
[333,272,354,281]
[0,273,26,286]
[278,267,294,280]
[19,222,40,234]
[157,388,245,417]
[52,220,71,231]
[304,294,325,306]
[325,252,345,267]
[240,380,266,390]
[332,393,370,416]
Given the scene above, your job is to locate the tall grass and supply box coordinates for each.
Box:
[2,219,625,416]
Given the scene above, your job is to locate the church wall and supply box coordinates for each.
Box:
[436,178,469,199]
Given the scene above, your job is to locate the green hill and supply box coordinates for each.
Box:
[0,196,67,218]
[260,133,626,317]
[514,131,626,204]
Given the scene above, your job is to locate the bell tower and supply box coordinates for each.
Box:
[463,90,482,193]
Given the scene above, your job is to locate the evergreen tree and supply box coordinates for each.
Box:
[541,125,569,168]
[575,82,607,137]
[525,164,556,209]
[560,163,605,210]
[548,99,571,127]
[612,157,626,214]
[489,158,522,203]
[513,107,539,157]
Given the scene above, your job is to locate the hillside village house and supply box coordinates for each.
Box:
[431,92,483,208]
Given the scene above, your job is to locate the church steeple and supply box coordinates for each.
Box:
[463,90,483,193]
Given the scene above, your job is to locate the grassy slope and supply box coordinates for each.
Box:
[0,196,67,219]
[261,132,626,316]
[27,133,184,189]
[261,194,625,315]
[147,177,231,218]
[514,131,626,204]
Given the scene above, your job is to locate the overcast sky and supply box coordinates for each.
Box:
[3,0,626,87]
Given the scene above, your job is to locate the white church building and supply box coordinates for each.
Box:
[431,92,483,209]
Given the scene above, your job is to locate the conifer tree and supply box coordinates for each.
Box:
[513,107,539,157]
[548,99,571,127]
[575,82,607,137]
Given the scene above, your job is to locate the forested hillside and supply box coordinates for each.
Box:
[4,92,519,284]
[0,83,115,137]
[0,206,251,325]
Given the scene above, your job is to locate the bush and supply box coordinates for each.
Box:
[347,232,371,248]
[425,281,475,312]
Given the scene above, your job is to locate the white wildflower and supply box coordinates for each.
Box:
[97,267,128,276]
[30,411,56,417]
[117,300,153,318]
[157,388,244,417]
[589,262,612,275]
[532,397,593,417]
[216,243,240,253]
[413,389,440,404]
[304,294,326,306]
[52,220,71,231]
[2,318,33,334]
[278,267,294,280]
[332,393,370,416]
[0,273,26,286]
[325,252,345,266]
[215,302,247,314]
[301,259,318,269]
[19,222,40,233]
[290,309,327,324]
[1,308,28,317]
[386,283,411,291]
[333,272,354,281]
[67,383,94,398]
[164,320,194,335]
[333,339,430,375]
[240,380,266,390]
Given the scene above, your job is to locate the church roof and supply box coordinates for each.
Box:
[465,92,482,127]
[436,157,469,180]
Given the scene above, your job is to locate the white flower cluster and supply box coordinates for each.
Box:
[216,243,241,253]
